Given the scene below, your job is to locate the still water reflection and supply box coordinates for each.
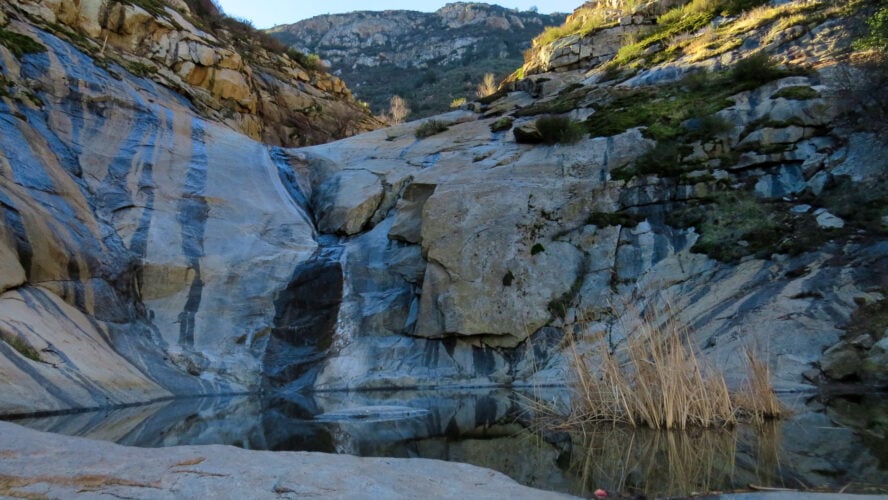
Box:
[10,390,888,497]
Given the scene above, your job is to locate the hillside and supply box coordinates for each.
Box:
[268,3,566,118]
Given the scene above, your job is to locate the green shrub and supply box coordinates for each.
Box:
[633,141,693,177]
[731,53,783,87]
[586,212,643,227]
[669,191,781,262]
[502,270,515,287]
[719,0,771,16]
[771,85,820,100]
[536,115,585,144]
[490,116,514,132]
[854,3,888,51]
[1,333,41,362]
[127,61,157,77]
[684,113,734,141]
[415,119,450,138]
[288,50,321,70]
[845,296,888,340]
[0,29,47,59]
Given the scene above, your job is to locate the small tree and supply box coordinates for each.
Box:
[854,1,888,52]
[388,95,410,125]
[475,73,497,98]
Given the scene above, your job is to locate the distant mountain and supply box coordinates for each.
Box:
[268,2,567,118]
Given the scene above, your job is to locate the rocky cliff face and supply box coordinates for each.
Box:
[0,0,372,415]
[268,3,566,117]
[1,0,886,417]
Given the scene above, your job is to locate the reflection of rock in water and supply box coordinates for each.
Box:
[12,396,268,449]
[559,425,740,498]
[781,411,888,491]
[825,394,888,469]
[557,409,888,497]
[9,392,888,497]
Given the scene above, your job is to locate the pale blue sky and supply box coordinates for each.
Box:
[214,1,579,28]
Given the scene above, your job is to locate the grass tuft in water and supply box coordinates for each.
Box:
[564,304,781,430]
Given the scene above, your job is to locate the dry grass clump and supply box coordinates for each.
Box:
[536,9,612,47]
[475,73,497,98]
[565,305,781,431]
[735,348,783,423]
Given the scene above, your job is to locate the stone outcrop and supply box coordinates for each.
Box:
[519,0,685,76]
[6,0,380,147]
[522,24,650,75]
[0,420,574,499]
[278,82,885,392]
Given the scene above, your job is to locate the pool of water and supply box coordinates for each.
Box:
[8,389,888,497]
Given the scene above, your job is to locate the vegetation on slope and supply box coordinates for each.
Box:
[854,0,888,51]
[476,0,888,269]
[0,28,46,58]
[269,7,567,119]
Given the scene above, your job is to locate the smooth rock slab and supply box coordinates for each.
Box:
[0,421,575,499]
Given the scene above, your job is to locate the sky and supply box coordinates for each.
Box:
[213,1,580,29]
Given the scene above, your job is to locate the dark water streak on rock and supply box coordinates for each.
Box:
[263,240,344,393]
[175,119,210,348]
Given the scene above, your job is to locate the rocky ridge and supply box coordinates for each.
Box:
[268,3,566,117]
[4,0,380,147]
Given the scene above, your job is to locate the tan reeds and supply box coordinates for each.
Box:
[567,304,781,430]
[734,348,783,423]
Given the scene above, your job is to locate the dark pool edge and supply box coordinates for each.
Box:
[0,391,257,421]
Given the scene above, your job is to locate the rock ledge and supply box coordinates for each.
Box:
[0,421,574,499]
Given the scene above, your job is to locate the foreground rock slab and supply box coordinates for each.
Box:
[0,421,575,499]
